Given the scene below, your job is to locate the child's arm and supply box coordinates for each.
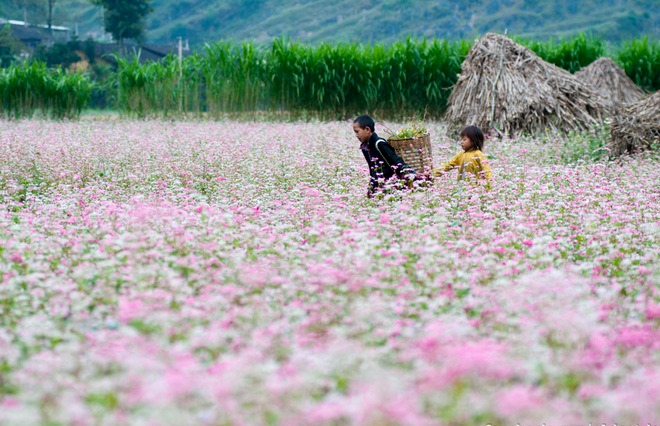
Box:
[432,152,461,177]
[474,154,492,190]
[474,154,492,181]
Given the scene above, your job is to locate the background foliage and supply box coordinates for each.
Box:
[110,34,659,119]
[0,33,657,120]
[90,0,153,43]
[0,0,658,47]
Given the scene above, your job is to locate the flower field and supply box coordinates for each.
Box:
[0,119,658,425]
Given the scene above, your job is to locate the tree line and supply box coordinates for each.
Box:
[4,0,151,44]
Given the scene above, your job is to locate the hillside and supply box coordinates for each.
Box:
[1,0,658,47]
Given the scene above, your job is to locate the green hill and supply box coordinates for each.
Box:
[2,0,658,47]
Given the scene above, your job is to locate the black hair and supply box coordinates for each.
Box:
[353,115,375,133]
[460,125,485,151]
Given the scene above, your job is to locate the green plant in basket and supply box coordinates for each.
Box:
[388,121,428,140]
[382,119,434,177]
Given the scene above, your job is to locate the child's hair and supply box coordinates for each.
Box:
[460,125,485,151]
[354,115,375,132]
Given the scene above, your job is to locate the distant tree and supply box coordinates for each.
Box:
[90,0,153,44]
[33,41,81,68]
[83,37,96,65]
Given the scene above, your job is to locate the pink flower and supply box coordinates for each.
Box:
[305,400,347,423]
[578,383,607,399]
[117,296,145,323]
[9,251,23,263]
[0,397,21,408]
[496,385,543,417]
[645,302,660,320]
[637,265,651,275]
[615,325,658,349]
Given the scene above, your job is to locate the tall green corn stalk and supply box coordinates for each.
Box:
[153,55,181,117]
[1,61,46,118]
[116,55,149,117]
[263,37,467,119]
[358,43,389,115]
[374,38,468,118]
[234,42,264,113]
[203,41,232,115]
[315,42,376,119]
[267,38,308,116]
[203,41,266,116]
[617,37,659,92]
[116,54,181,118]
[267,40,357,118]
[519,33,605,73]
[0,61,91,119]
[181,53,204,115]
[423,39,471,113]
[50,69,93,119]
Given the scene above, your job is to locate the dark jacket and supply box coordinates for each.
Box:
[360,133,414,194]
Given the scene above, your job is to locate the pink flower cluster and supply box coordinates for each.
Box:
[0,119,657,425]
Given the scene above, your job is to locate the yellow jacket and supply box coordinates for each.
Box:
[432,149,492,181]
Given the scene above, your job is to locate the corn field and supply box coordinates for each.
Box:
[0,34,657,120]
[112,35,658,119]
[516,33,605,73]
[0,61,92,119]
[112,38,471,119]
[520,34,659,93]
[616,37,659,93]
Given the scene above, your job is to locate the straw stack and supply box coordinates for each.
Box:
[445,33,610,136]
[575,57,646,110]
[608,91,659,157]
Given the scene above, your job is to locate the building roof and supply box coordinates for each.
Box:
[95,42,190,65]
[1,18,70,46]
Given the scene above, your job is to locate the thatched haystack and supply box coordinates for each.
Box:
[608,91,659,157]
[445,33,610,136]
[575,57,646,110]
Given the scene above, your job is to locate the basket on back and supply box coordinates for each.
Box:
[388,133,433,176]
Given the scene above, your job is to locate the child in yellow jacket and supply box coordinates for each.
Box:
[433,125,492,185]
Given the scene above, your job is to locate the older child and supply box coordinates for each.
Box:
[353,115,416,197]
[433,125,492,185]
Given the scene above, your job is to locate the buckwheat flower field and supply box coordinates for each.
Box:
[0,119,658,425]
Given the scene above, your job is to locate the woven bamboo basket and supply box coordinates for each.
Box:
[388,133,433,175]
